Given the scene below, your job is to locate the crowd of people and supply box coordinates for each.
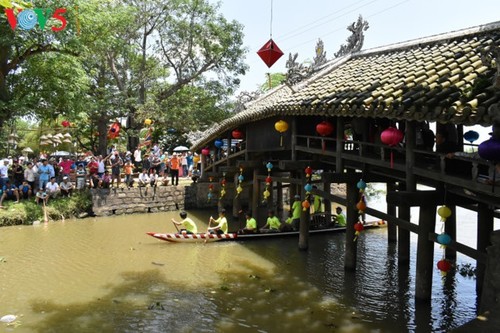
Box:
[0,144,201,208]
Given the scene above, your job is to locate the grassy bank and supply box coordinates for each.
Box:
[0,190,93,226]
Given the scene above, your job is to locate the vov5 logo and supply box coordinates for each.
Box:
[4,5,67,32]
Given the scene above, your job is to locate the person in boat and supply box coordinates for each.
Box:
[238,211,257,234]
[208,209,228,234]
[260,209,281,233]
[172,211,198,234]
[291,194,302,231]
[312,186,323,213]
[334,206,346,227]
[279,210,294,232]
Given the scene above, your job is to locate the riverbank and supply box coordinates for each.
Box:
[0,190,92,226]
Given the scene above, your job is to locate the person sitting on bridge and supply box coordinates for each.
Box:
[208,209,228,235]
[238,211,257,234]
[260,209,281,233]
[172,211,198,234]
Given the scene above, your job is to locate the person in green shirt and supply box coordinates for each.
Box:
[335,207,346,227]
[291,194,302,231]
[261,209,281,233]
[208,209,228,234]
[279,210,294,232]
[312,186,323,213]
[172,211,198,234]
[239,211,257,234]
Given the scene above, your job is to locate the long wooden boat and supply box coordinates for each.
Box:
[146,220,386,243]
[146,232,238,243]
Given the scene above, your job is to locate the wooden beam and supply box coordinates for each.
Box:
[387,190,442,206]
[278,160,321,170]
[428,233,487,264]
[321,172,389,183]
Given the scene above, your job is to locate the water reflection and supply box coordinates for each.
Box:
[0,211,478,332]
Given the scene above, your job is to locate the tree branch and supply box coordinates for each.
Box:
[6,44,79,73]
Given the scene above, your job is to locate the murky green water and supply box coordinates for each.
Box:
[0,210,480,332]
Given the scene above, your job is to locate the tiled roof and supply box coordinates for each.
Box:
[192,21,500,151]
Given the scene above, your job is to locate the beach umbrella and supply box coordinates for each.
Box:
[173,146,189,152]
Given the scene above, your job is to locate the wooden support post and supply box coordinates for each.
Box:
[251,169,259,225]
[298,178,309,251]
[277,182,283,219]
[477,202,494,295]
[415,204,437,301]
[323,181,331,215]
[336,117,344,173]
[344,180,358,270]
[387,182,397,243]
[398,204,411,265]
[444,205,457,260]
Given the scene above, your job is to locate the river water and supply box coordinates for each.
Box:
[0,207,496,333]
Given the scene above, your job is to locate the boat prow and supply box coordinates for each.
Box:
[146,232,238,243]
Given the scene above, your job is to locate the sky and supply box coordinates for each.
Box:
[216,0,500,93]
[214,0,500,141]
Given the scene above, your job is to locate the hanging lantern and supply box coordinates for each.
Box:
[219,173,227,201]
[304,183,313,193]
[437,233,452,246]
[61,120,70,127]
[214,139,223,149]
[316,120,334,152]
[437,259,452,276]
[201,148,210,156]
[232,129,244,139]
[266,162,273,171]
[437,205,452,222]
[274,120,288,146]
[107,122,121,139]
[265,176,272,185]
[380,127,404,168]
[356,199,367,213]
[354,222,364,241]
[478,138,500,161]
[257,39,284,68]
[144,119,152,126]
[357,179,367,192]
[305,166,313,178]
[463,130,479,144]
[263,189,270,199]
[236,168,244,198]
[302,200,310,211]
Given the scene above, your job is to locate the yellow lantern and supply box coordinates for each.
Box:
[263,189,270,199]
[438,205,452,222]
[274,120,288,146]
[144,119,152,126]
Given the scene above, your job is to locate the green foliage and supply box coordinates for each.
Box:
[0,190,92,226]
[260,73,286,92]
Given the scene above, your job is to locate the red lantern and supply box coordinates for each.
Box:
[356,199,366,212]
[221,179,227,186]
[380,127,404,168]
[305,166,313,177]
[437,259,452,275]
[302,200,310,211]
[257,39,284,68]
[208,184,214,190]
[107,122,121,139]
[266,176,272,184]
[316,121,334,137]
[232,129,244,139]
[61,120,70,127]
[316,120,334,153]
[201,148,210,156]
[354,222,364,232]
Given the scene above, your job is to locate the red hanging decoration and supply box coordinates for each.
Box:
[107,121,121,140]
[316,120,334,153]
[257,39,284,68]
[380,127,404,168]
[61,120,70,127]
[437,259,452,276]
[232,129,244,139]
[201,148,210,156]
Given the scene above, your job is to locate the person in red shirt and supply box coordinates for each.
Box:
[58,157,73,178]
[87,157,98,176]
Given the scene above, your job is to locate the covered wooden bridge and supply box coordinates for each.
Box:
[190,21,500,309]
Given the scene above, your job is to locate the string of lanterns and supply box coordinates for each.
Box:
[354,179,367,241]
[263,162,273,203]
[207,176,214,202]
[219,173,227,202]
[236,167,244,197]
[436,205,453,276]
[302,166,313,211]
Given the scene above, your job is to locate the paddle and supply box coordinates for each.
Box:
[204,216,213,243]
[172,219,180,233]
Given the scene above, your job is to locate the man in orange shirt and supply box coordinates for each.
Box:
[169,153,179,186]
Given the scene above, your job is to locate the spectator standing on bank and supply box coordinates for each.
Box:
[11,159,24,187]
[169,153,179,186]
[38,159,51,190]
[76,164,87,190]
[133,146,142,170]
[109,151,123,188]
[24,162,36,191]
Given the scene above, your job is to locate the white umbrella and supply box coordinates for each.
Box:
[22,147,34,153]
[173,146,189,152]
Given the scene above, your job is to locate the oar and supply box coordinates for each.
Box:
[172,220,180,233]
[204,216,212,243]
[43,199,48,223]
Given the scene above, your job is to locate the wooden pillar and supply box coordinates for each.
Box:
[291,117,297,162]
[398,196,411,264]
[477,203,494,295]
[336,117,345,173]
[200,154,206,181]
[415,204,437,301]
[344,180,359,270]
[276,182,283,218]
[444,205,457,260]
[387,181,397,243]
[299,176,309,251]
[323,180,332,215]
[251,169,259,220]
